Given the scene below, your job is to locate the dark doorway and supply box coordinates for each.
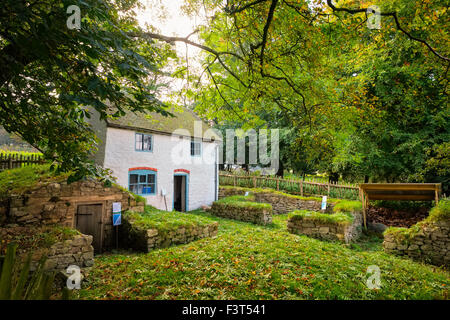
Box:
[174,175,187,212]
[76,204,103,252]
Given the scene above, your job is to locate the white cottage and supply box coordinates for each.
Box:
[88,107,220,212]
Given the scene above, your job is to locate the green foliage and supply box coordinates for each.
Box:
[76,211,449,299]
[123,206,215,236]
[289,210,354,226]
[0,0,176,181]
[0,242,54,300]
[428,199,450,222]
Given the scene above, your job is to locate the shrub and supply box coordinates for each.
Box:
[427,198,450,222]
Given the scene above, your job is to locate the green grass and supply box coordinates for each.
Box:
[76,211,449,300]
[214,195,271,210]
[123,206,215,236]
[0,164,69,198]
[428,199,450,222]
[219,174,360,200]
[333,200,362,213]
[289,210,354,225]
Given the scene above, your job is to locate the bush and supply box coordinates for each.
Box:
[428,198,450,222]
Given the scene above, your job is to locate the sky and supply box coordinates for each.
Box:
[136,0,207,102]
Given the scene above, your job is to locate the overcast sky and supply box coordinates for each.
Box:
[136,0,206,103]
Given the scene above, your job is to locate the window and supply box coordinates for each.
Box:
[129,170,156,195]
[135,133,152,152]
[190,139,201,156]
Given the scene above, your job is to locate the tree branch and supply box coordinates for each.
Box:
[225,0,268,14]
[326,0,449,62]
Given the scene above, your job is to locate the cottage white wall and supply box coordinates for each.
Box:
[103,127,218,211]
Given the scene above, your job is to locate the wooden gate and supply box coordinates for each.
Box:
[76,204,103,252]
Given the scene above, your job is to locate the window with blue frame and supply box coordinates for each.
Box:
[190,138,201,156]
[135,133,152,152]
[129,170,156,195]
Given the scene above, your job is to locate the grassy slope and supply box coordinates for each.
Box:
[77,212,449,300]
[0,164,68,197]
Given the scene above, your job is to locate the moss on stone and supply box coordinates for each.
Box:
[383,199,449,245]
[333,200,362,213]
[215,195,271,210]
[289,210,354,225]
[123,206,215,237]
[0,225,80,255]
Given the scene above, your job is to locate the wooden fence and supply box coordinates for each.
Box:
[0,153,46,171]
[219,174,360,200]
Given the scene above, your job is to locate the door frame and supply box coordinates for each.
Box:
[173,173,189,212]
[74,201,106,253]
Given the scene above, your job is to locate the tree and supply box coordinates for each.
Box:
[0,0,175,180]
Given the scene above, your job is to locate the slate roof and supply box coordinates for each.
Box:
[106,107,220,140]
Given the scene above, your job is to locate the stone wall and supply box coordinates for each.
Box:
[383,219,450,267]
[287,212,363,243]
[210,202,272,225]
[1,179,144,251]
[120,218,219,252]
[0,226,94,272]
[254,192,334,214]
[39,234,94,271]
[218,187,247,199]
[218,187,335,215]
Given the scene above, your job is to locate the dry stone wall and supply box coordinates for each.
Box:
[1,179,144,251]
[255,192,335,214]
[120,218,219,252]
[39,234,94,271]
[211,202,272,225]
[218,187,335,215]
[383,219,450,267]
[287,212,362,243]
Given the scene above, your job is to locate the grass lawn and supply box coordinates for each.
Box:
[76,211,449,300]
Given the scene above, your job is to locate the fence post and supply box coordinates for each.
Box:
[8,154,12,169]
[327,182,330,196]
[253,176,256,188]
[276,178,279,191]
[234,175,237,187]
[300,180,303,196]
